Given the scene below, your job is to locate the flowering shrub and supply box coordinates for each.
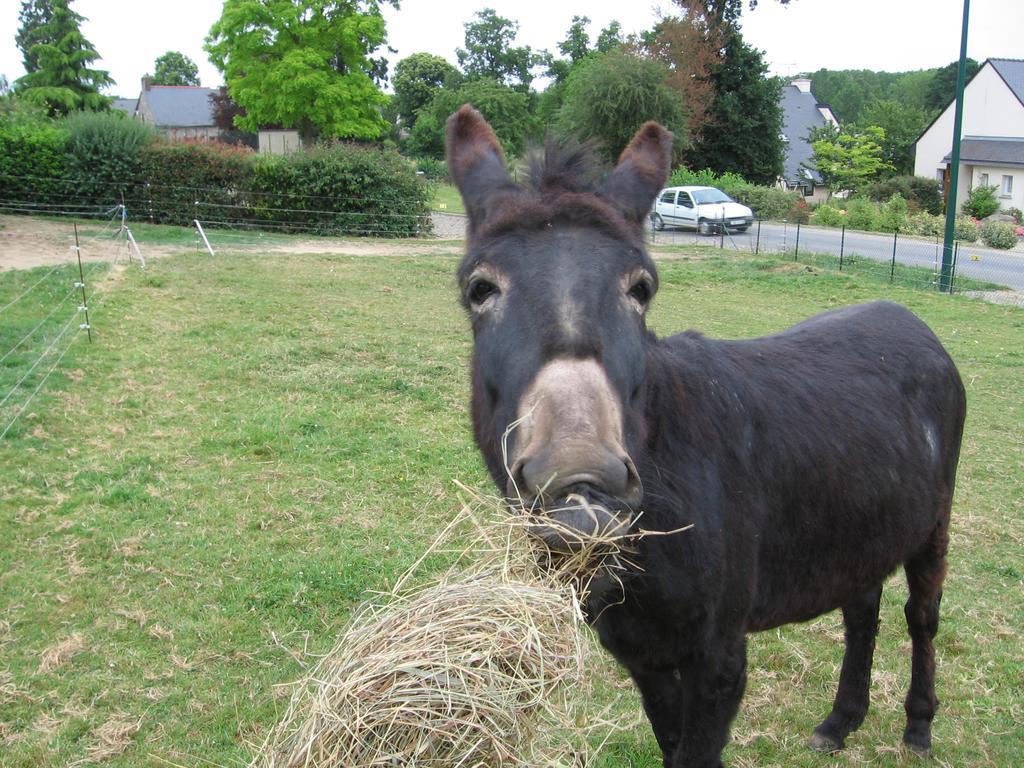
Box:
[979,220,1018,249]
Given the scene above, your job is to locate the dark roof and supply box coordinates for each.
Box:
[111,98,137,115]
[942,136,1024,167]
[779,84,833,185]
[143,86,215,127]
[990,59,1024,108]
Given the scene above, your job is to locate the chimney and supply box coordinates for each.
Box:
[791,77,812,94]
[142,76,152,91]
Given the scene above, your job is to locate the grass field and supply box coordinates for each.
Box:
[0,238,1021,767]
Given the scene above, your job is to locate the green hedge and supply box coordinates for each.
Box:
[0,114,69,210]
[133,140,253,225]
[666,167,801,220]
[1,111,432,238]
[65,111,155,208]
[250,143,431,236]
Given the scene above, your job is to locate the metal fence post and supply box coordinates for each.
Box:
[794,222,801,261]
[890,229,898,282]
[755,218,761,255]
[950,241,960,293]
[839,225,846,271]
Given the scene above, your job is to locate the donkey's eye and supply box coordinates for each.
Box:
[468,278,499,307]
[628,279,653,306]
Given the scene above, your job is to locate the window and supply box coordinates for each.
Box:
[1002,175,1013,197]
[660,190,676,204]
[677,192,694,208]
[979,172,989,187]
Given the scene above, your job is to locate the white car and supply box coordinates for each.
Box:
[650,186,754,234]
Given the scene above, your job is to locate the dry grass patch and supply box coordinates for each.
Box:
[36,633,86,674]
[70,713,141,765]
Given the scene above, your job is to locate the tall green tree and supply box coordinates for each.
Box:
[149,51,200,86]
[857,98,927,176]
[205,0,394,142]
[392,53,460,129]
[16,0,55,74]
[407,78,534,159]
[557,50,687,163]
[456,8,541,92]
[14,0,112,116]
[686,31,783,185]
[925,58,980,114]
[807,124,893,195]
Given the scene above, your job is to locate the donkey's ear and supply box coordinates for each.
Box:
[445,104,519,233]
[598,122,674,225]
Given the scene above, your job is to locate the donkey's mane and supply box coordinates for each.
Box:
[474,139,643,247]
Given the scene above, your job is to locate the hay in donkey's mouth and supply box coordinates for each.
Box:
[249,485,633,768]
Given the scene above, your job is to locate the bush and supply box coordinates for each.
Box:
[810,204,844,227]
[844,197,879,231]
[962,185,1000,219]
[864,176,943,215]
[251,143,431,237]
[134,139,253,225]
[905,212,945,238]
[731,185,801,220]
[878,193,909,233]
[786,197,811,224]
[953,216,978,242]
[668,168,747,191]
[1005,206,1022,224]
[414,156,447,181]
[64,111,155,206]
[979,220,1018,249]
[0,108,69,208]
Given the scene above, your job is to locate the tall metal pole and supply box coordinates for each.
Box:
[940,0,970,293]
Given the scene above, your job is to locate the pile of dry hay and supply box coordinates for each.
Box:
[249,485,644,768]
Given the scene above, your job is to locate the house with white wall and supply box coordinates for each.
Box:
[914,58,1024,215]
[778,77,840,203]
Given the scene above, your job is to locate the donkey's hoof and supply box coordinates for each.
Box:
[809,731,843,753]
[904,740,932,759]
[903,726,932,758]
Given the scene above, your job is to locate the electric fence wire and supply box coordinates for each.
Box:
[0,212,124,440]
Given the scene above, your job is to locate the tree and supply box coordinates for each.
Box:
[14,0,112,116]
[595,21,624,53]
[857,98,927,176]
[407,78,534,159]
[392,53,460,129]
[558,16,592,64]
[456,8,541,92]
[807,124,893,195]
[557,50,687,163]
[16,1,55,74]
[925,58,980,114]
[149,51,200,86]
[205,0,394,142]
[685,31,784,184]
[638,5,722,143]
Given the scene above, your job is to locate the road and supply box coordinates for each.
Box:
[650,221,1024,292]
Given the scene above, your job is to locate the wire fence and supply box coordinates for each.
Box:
[648,217,1024,304]
[0,170,432,238]
[2,184,1021,439]
[0,205,142,440]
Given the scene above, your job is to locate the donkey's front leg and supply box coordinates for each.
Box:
[670,637,748,768]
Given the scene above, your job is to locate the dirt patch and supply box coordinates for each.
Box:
[961,289,1024,306]
[0,215,179,271]
[0,215,464,270]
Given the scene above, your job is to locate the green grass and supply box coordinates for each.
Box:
[0,244,1021,767]
[429,182,465,214]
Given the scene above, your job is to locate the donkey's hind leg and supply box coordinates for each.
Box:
[902,524,949,756]
[809,585,882,752]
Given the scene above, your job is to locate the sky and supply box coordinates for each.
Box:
[0,0,1022,98]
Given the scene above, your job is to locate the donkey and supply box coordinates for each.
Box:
[445,105,966,768]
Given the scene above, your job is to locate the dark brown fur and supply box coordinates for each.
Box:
[446,106,966,768]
